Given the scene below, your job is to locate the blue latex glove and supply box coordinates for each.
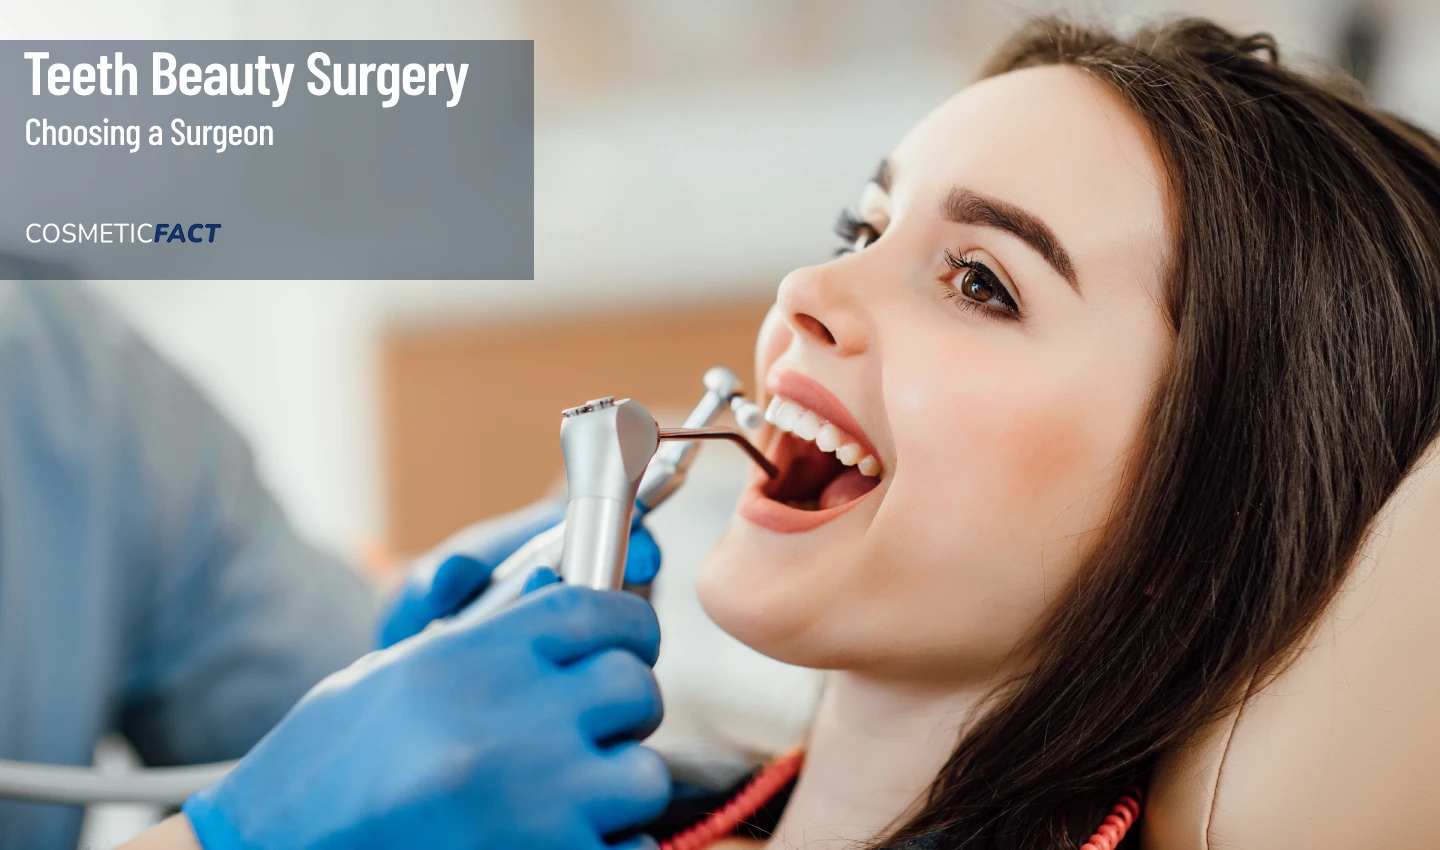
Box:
[183,579,670,850]
[378,500,661,649]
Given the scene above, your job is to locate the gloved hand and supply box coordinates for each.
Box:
[377,499,661,648]
[184,580,670,850]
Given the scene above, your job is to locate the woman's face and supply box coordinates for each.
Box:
[697,65,1175,682]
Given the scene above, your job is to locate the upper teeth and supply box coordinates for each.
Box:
[764,397,882,477]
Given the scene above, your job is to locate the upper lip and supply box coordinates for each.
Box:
[765,369,882,463]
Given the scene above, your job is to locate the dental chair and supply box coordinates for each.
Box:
[1144,442,1440,848]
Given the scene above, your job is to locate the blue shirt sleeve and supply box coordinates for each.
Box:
[91,288,381,766]
[0,277,378,773]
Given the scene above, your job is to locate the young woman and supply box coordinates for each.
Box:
[660,16,1440,850]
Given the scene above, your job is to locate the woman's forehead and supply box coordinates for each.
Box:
[883,65,1170,293]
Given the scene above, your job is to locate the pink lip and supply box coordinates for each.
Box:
[766,369,881,460]
[737,484,869,533]
[734,369,883,534]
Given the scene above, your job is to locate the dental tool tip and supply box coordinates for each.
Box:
[731,398,765,433]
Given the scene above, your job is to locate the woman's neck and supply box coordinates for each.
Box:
[766,670,992,849]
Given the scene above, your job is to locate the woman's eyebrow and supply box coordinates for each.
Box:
[943,187,1079,291]
[873,159,1079,291]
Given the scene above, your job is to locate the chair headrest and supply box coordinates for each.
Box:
[1144,442,1440,847]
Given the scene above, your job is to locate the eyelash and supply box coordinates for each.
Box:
[943,249,1022,321]
[834,209,878,254]
[833,208,1023,322]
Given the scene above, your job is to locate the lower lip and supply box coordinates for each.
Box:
[736,482,870,533]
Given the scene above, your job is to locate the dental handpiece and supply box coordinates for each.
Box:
[557,402,781,591]
[557,396,659,590]
[463,367,766,618]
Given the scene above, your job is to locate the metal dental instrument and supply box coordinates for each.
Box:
[463,366,768,616]
[557,396,660,590]
[657,427,778,480]
[559,400,779,591]
[556,408,781,592]
[637,367,763,509]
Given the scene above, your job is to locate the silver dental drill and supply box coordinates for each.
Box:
[556,396,659,591]
[558,393,779,591]
[462,366,771,618]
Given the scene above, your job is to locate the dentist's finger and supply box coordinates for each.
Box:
[572,648,665,744]
[622,526,662,586]
[523,565,562,594]
[507,585,662,667]
[581,742,672,838]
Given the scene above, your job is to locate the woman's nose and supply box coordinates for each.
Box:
[774,262,871,357]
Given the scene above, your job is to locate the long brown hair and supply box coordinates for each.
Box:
[880,17,1440,849]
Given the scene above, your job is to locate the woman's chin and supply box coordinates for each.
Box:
[694,530,838,669]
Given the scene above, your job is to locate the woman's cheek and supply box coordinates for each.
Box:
[883,369,1115,581]
[880,373,1033,568]
[996,402,1105,508]
[988,389,1137,587]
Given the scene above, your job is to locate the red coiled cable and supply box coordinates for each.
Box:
[659,748,805,850]
[1078,788,1143,850]
[659,750,1140,850]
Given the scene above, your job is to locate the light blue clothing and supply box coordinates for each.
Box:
[0,273,379,850]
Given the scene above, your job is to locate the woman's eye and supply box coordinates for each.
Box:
[834,209,880,254]
[957,268,996,303]
[943,249,1022,319]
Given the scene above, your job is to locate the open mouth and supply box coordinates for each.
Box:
[760,396,882,511]
[735,382,885,534]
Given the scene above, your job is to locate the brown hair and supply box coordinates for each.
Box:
[879,17,1440,849]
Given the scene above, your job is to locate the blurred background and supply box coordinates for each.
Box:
[3,0,1437,569]
[2,1,1438,842]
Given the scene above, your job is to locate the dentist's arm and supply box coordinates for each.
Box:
[106,302,378,767]
[3,279,379,768]
[124,580,670,850]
